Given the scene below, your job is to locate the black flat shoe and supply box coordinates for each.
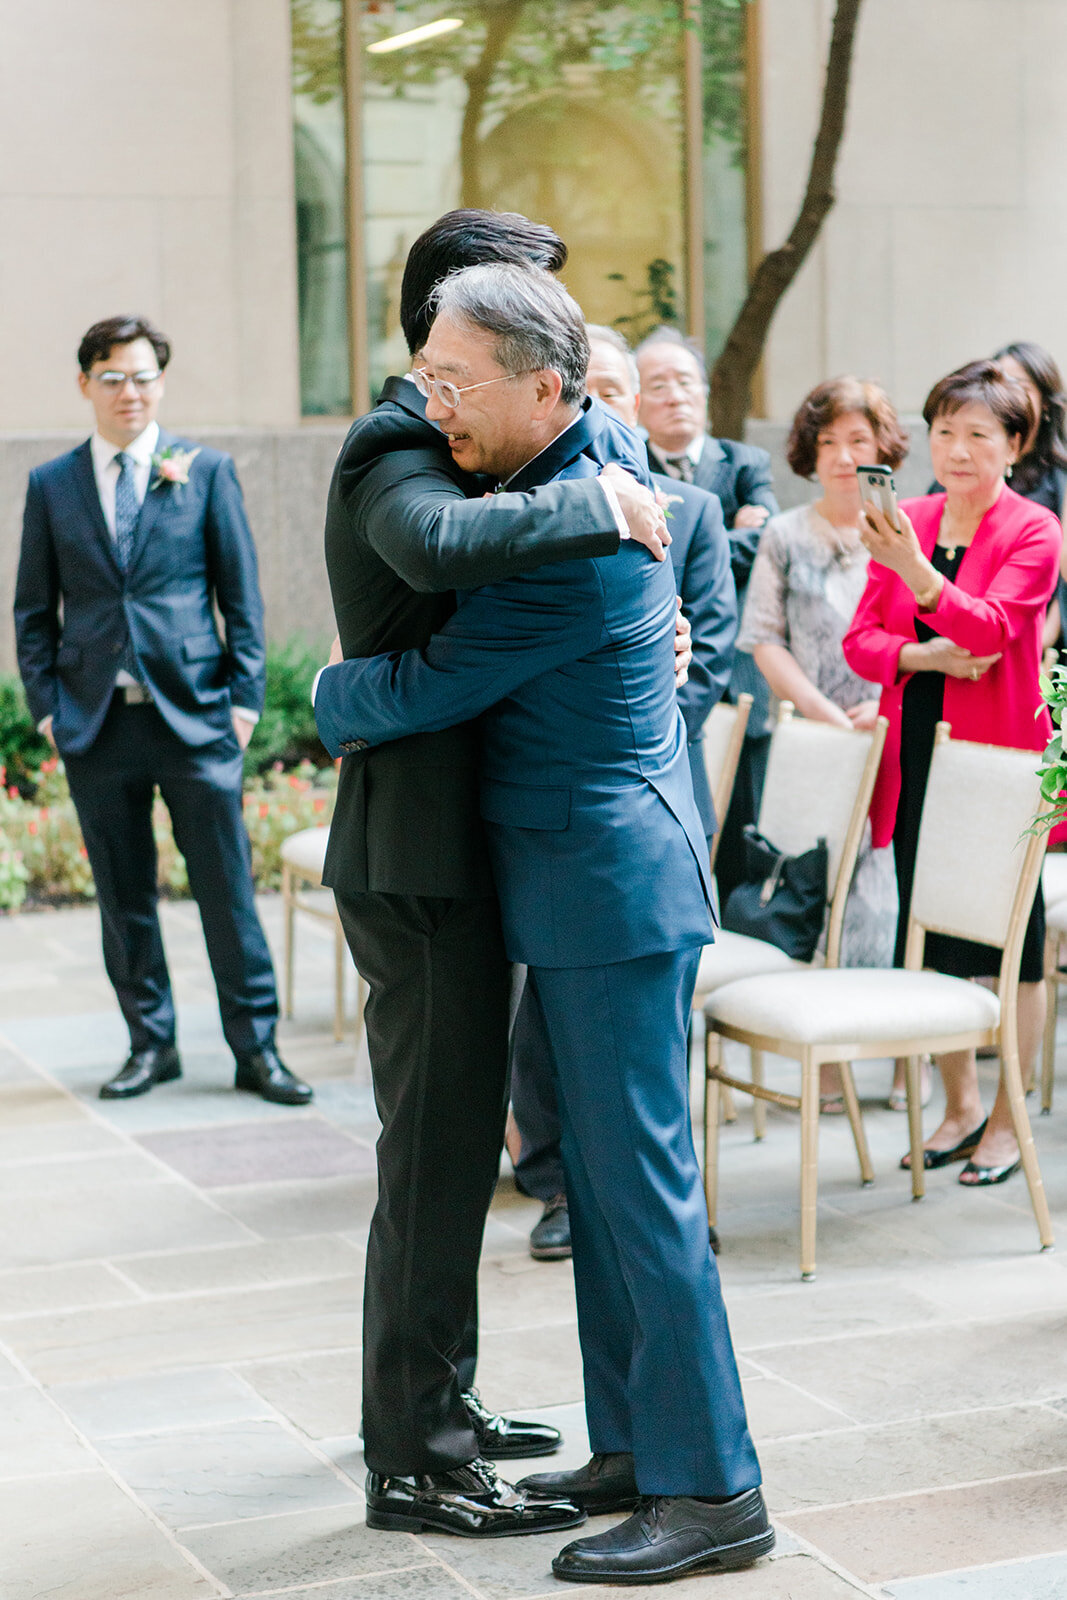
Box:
[364,1458,584,1538]
[463,1388,561,1459]
[959,1156,1021,1187]
[552,1489,774,1584]
[517,1451,638,1514]
[899,1118,988,1171]
[234,1046,312,1105]
[99,1045,181,1100]
[530,1195,571,1260]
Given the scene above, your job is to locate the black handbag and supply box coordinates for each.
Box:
[721,825,828,962]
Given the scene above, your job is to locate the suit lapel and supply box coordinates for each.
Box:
[70,440,121,574]
[693,435,725,495]
[505,399,602,493]
[127,427,175,569]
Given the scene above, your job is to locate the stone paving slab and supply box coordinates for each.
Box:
[136,1116,377,1187]
[237,1348,364,1438]
[886,1551,1067,1597]
[113,1233,363,1295]
[178,1509,422,1596]
[0,1260,135,1316]
[50,1365,273,1438]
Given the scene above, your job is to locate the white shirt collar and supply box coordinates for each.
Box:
[649,432,705,470]
[90,420,160,471]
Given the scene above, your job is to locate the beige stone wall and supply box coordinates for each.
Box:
[0,0,301,430]
[757,0,1067,420]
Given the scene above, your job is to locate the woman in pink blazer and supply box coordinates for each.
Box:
[844,360,1061,1187]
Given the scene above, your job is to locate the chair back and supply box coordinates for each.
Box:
[756,704,888,965]
[703,694,751,873]
[907,726,1050,976]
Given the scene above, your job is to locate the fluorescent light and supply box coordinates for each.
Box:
[367,17,464,53]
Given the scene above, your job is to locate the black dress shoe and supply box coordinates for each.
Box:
[552,1488,774,1583]
[364,1457,585,1538]
[530,1195,571,1260]
[234,1046,312,1105]
[899,1118,987,1171]
[99,1045,181,1100]
[463,1388,561,1459]
[517,1451,639,1514]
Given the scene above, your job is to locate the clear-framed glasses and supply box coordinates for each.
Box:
[92,369,162,393]
[412,367,527,410]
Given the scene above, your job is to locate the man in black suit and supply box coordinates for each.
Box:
[510,323,738,1261]
[636,326,780,902]
[14,315,308,1107]
[321,212,670,1538]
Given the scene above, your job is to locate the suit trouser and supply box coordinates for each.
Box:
[333,888,512,1475]
[62,699,278,1057]
[525,949,761,1497]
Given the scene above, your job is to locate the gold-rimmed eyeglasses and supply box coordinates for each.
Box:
[411,367,528,410]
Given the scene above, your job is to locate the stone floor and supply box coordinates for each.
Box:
[2,896,1067,1599]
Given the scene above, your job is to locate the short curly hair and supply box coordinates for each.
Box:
[786,376,909,479]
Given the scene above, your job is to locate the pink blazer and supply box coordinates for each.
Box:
[843,487,1061,848]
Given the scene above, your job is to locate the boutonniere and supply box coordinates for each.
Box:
[656,487,684,522]
[150,445,201,495]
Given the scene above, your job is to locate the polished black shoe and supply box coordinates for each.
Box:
[234,1046,312,1105]
[99,1045,181,1100]
[530,1194,571,1260]
[364,1457,585,1538]
[463,1388,561,1460]
[517,1451,638,1514]
[552,1488,774,1584]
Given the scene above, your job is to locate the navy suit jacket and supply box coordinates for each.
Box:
[316,402,714,969]
[658,474,736,840]
[14,429,266,755]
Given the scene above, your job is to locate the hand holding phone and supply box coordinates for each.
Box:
[857,465,900,532]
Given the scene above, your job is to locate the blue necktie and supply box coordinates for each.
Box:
[113,452,143,680]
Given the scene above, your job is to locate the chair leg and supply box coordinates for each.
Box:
[905,1053,926,1200]
[798,1050,819,1280]
[703,1029,722,1229]
[1042,935,1058,1114]
[721,1084,738,1124]
[281,865,295,1021]
[751,1048,767,1140]
[838,1061,873,1184]
[1002,1040,1055,1250]
[333,916,346,1044]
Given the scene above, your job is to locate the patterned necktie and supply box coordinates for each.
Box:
[664,454,694,484]
[113,452,143,680]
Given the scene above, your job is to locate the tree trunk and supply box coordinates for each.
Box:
[459,1,526,208]
[710,0,865,440]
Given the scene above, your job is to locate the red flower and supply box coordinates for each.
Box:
[313,796,326,813]
[258,802,269,818]
[27,821,37,835]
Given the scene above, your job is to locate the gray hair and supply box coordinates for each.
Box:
[430,263,589,406]
[585,323,639,390]
[635,323,708,385]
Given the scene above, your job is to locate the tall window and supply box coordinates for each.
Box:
[291,0,352,415]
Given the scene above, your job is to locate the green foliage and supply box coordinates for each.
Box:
[609,257,680,342]
[0,675,52,795]
[291,0,345,104]
[246,638,330,777]
[1036,664,1067,829]
[701,0,748,154]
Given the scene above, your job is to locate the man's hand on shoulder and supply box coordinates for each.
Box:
[599,464,670,561]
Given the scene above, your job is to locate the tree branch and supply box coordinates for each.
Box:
[460,1,527,207]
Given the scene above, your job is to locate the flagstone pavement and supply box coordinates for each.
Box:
[3,895,1067,1599]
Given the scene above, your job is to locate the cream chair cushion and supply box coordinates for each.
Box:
[707,967,1000,1047]
[280,826,330,881]
[695,931,799,996]
[1043,853,1067,912]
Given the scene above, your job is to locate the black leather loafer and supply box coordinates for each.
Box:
[530,1195,571,1260]
[99,1045,181,1100]
[463,1388,561,1459]
[552,1488,774,1583]
[365,1458,584,1538]
[517,1451,638,1514]
[234,1046,312,1105]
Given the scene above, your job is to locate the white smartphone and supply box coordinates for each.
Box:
[856,464,900,530]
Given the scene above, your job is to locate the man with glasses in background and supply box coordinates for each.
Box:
[14,314,310,1107]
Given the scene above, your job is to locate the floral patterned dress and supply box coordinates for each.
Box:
[737,502,898,968]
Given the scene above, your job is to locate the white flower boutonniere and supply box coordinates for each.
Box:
[150,445,201,496]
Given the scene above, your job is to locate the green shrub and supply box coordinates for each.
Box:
[0,675,51,794]
[246,638,331,776]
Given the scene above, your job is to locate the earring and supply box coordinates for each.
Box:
[1006,464,1013,479]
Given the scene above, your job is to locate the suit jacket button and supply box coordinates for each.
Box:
[354,739,368,751]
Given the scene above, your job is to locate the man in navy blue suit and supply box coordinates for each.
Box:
[511,322,738,1262]
[315,265,769,1584]
[14,315,310,1106]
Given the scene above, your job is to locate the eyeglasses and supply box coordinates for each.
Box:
[412,367,528,410]
[91,370,162,393]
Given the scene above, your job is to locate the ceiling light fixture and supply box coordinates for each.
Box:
[366,17,464,54]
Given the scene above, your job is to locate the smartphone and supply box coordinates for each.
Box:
[857,465,900,531]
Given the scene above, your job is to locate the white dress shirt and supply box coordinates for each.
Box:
[648,432,706,477]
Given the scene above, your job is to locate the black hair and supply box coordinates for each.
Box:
[77,315,170,373]
[400,209,567,356]
[993,340,1067,492]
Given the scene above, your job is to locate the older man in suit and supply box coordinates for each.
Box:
[510,322,738,1261]
[315,265,769,1585]
[636,326,780,902]
[14,315,308,1106]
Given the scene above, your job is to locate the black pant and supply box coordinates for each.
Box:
[333,888,512,1475]
[63,699,278,1057]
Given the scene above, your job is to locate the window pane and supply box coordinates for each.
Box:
[292,0,352,415]
[360,1,688,395]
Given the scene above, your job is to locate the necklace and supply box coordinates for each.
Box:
[814,505,861,567]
